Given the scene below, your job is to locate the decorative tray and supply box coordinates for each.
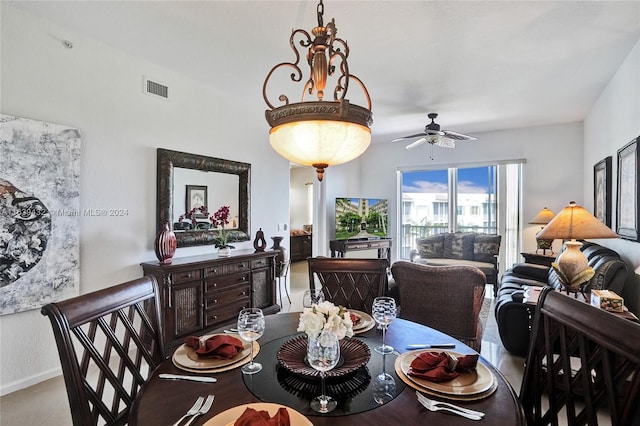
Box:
[277,364,371,399]
[276,335,371,379]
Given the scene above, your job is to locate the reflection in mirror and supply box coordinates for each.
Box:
[157,148,250,248]
[173,168,240,230]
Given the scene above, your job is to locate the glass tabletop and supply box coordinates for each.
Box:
[242,334,406,417]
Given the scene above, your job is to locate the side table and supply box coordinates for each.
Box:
[521,252,555,267]
[524,286,638,322]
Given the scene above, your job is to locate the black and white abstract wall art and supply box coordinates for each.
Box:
[0,114,81,315]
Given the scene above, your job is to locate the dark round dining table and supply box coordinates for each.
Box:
[129,313,525,425]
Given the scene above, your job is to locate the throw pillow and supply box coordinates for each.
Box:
[474,234,501,263]
[443,233,475,260]
[416,235,444,258]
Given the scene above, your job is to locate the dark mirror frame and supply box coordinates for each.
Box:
[157,148,251,248]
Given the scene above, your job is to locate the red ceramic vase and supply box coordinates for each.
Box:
[154,222,177,264]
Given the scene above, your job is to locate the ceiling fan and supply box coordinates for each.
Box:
[391,113,477,154]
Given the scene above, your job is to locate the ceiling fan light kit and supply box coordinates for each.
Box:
[263,0,373,181]
[392,113,477,159]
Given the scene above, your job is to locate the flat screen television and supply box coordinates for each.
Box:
[335,198,389,240]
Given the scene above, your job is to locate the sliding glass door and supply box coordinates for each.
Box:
[399,163,513,262]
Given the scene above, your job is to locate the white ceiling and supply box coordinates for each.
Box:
[10,0,640,143]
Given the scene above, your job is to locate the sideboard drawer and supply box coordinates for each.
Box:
[368,241,387,249]
[251,257,270,269]
[204,284,251,309]
[204,301,251,327]
[204,261,250,277]
[205,272,250,292]
[172,269,202,284]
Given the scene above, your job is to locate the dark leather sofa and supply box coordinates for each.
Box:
[495,241,628,356]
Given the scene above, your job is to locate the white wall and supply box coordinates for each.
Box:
[323,122,584,263]
[583,39,640,314]
[289,167,314,231]
[0,5,290,395]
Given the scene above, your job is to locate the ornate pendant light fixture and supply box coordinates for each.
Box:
[263,0,373,181]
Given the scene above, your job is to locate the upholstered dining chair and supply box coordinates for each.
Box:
[41,276,165,426]
[307,257,389,315]
[390,261,486,352]
[520,287,640,426]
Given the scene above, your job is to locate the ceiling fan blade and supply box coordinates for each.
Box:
[391,132,427,142]
[405,138,427,150]
[442,130,477,141]
[434,138,456,148]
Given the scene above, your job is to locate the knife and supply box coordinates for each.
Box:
[159,373,217,383]
[405,343,456,350]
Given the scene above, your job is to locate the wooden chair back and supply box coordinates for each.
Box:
[307,257,389,315]
[520,287,640,425]
[41,276,165,426]
[390,261,486,352]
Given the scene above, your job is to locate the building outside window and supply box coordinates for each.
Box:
[399,163,520,264]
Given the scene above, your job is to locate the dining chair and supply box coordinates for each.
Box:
[307,257,389,315]
[277,259,292,306]
[41,276,166,426]
[520,287,640,426]
[390,261,486,352]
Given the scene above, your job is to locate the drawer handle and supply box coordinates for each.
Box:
[212,268,218,274]
[212,283,217,288]
[241,291,247,296]
[242,277,247,281]
[212,315,218,320]
[213,299,218,304]
[241,263,247,268]
[186,273,192,278]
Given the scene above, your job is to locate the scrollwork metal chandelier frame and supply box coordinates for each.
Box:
[263,0,373,181]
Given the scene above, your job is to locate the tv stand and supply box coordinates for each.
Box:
[329,238,392,262]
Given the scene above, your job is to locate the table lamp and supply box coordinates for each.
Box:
[529,207,555,255]
[536,201,618,292]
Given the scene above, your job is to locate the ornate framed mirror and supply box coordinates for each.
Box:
[157,148,250,248]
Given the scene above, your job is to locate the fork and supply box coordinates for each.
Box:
[416,391,485,417]
[417,393,482,421]
[183,394,215,426]
[171,396,204,426]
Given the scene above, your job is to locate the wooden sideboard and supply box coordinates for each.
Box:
[141,250,280,350]
[290,234,312,261]
[329,238,392,262]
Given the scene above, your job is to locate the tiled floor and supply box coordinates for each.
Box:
[0,261,526,425]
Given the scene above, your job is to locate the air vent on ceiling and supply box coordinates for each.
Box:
[143,76,169,100]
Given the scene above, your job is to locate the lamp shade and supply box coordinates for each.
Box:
[529,207,555,225]
[269,119,371,170]
[536,201,618,240]
[537,201,617,291]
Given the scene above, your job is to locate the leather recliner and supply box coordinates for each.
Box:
[495,241,628,356]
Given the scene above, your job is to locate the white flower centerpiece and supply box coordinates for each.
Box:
[297,300,354,342]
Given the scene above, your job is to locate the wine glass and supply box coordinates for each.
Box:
[237,308,265,375]
[303,289,325,308]
[373,371,396,405]
[372,297,396,354]
[307,331,340,413]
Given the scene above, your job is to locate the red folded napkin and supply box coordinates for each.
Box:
[183,335,245,359]
[233,407,290,426]
[408,351,479,383]
[349,312,362,325]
